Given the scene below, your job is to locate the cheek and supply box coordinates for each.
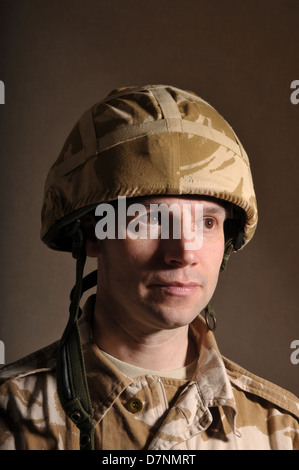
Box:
[203,239,225,281]
[99,238,157,282]
[123,238,160,265]
[97,240,127,284]
[215,242,226,269]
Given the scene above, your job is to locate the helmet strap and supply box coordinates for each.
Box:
[220,238,235,272]
[205,302,217,331]
[56,226,95,450]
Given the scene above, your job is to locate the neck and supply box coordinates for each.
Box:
[92,297,197,372]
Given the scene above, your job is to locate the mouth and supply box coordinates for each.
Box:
[148,281,199,296]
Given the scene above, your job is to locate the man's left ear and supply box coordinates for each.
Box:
[80,215,101,257]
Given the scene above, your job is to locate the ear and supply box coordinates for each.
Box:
[80,214,101,258]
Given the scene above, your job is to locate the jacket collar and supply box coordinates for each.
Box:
[79,295,238,435]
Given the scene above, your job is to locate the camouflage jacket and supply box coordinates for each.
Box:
[0,295,298,450]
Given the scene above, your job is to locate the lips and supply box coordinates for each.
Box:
[148,281,199,296]
[153,282,198,287]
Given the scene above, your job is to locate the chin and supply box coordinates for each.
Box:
[151,305,201,330]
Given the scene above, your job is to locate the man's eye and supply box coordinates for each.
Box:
[147,212,160,225]
[204,218,215,229]
[138,212,160,225]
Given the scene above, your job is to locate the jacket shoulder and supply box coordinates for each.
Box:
[223,356,299,419]
[0,341,59,385]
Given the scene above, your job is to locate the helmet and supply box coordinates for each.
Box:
[41,84,257,252]
[41,85,258,449]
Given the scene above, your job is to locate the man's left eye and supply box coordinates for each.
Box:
[204,218,215,229]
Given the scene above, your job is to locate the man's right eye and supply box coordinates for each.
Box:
[139,211,160,225]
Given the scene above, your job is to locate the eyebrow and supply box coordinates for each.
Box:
[202,204,226,216]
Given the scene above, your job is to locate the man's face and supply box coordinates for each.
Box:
[92,197,226,334]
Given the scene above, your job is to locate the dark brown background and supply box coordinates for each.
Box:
[0,0,298,395]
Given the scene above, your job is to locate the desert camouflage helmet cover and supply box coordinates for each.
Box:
[41,84,257,251]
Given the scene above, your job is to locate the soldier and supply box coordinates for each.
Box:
[0,85,298,450]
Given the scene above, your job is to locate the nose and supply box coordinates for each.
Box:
[158,202,203,267]
[162,234,200,268]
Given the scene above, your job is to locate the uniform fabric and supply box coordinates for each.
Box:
[0,295,298,450]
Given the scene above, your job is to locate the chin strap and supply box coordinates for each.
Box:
[220,239,235,272]
[56,226,97,450]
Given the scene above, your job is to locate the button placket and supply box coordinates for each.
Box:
[156,376,168,410]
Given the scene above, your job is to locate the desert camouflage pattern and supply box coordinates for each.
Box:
[41,85,257,251]
[1,295,298,450]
